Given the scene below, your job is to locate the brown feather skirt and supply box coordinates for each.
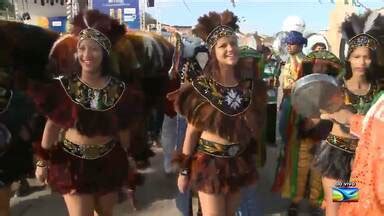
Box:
[189,148,257,194]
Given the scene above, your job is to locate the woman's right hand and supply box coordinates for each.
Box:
[320,108,353,125]
[177,174,189,193]
[35,166,48,184]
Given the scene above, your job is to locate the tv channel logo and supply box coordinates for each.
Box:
[332,187,359,202]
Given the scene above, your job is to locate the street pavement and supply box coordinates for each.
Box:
[10,146,314,216]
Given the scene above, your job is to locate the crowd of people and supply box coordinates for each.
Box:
[0,8,383,216]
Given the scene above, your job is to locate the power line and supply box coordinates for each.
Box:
[153,1,336,5]
[181,0,193,13]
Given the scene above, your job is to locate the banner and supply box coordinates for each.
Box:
[91,0,140,29]
[48,16,67,33]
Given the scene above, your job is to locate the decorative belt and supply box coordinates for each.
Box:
[325,134,358,154]
[62,139,116,160]
[197,138,244,158]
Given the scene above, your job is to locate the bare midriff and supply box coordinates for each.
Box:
[200,131,234,145]
[330,124,356,139]
[64,128,114,146]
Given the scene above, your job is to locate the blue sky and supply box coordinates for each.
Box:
[146,0,383,35]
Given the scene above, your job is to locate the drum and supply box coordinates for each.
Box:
[292,73,344,118]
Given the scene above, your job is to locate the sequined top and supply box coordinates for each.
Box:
[338,93,384,216]
[192,77,252,116]
[28,75,144,137]
[342,81,380,114]
[175,76,266,144]
[60,76,125,111]
[180,58,204,84]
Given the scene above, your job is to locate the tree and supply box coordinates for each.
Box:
[0,0,11,10]
[0,0,14,17]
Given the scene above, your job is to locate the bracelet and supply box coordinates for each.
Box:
[36,160,47,168]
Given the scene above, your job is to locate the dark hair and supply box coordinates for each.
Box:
[100,50,112,76]
[311,42,326,51]
[202,49,220,79]
[344,49,379,83]
[236,57,260,80]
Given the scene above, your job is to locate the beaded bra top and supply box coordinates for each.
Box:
[180,58,204,84]
[59,76,125,111]
[342,82,379,114]
[192,76,252,116]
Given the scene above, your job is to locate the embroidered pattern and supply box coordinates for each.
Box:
[181,58,203,83]
[192,76,252,116]
[197,138,244,158]
[206,25,236,50]
[343,82,379,114]
[62,139,116,160]
[59,76,125,111]
[348,33,378,56]
[78,28,112,54]
[225,89,242,109]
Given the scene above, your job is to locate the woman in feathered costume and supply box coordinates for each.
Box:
[28,10,147,215]
[0,77,44,216]
[171,10,266,215]
[0,9,177,214]
[314,11,384,216]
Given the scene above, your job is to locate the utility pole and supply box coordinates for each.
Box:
[66,0,80,21]
[78,0,88,12]
[140,0,146,30]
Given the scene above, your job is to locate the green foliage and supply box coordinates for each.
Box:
[0,0,11,10]
[0,0,14,12]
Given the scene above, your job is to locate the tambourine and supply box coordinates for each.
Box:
[292,73,344,118]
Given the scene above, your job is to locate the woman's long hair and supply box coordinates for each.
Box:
[202,49,219,79]
[202,46,260,81]
[344,49,380,83]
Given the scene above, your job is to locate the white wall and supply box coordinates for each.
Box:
[13,0,66,27]
[15,0,66,17]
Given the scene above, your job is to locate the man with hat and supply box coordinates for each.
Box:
[273,30,320,216]
[280,31,307,91]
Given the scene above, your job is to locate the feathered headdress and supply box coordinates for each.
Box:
[301,50,343,77]
[192,10,239,51]
[341,10,384,65]
[48,10,127,76]
[71,10,126,48]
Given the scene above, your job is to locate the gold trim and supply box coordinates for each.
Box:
[62,139,116,160]
[325,135,358,154]
[197,138,245,158]
[58,76,125,112]
[192,77,253,117]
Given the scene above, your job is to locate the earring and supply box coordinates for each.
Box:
[74,53,78,61]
